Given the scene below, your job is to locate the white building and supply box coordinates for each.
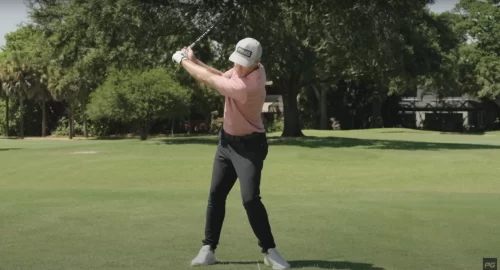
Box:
[399,88,485,131]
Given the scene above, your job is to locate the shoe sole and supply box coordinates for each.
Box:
[264,256,290,269]
[191,259,216,266]
[191,262,216,267]
[264,256,271,266]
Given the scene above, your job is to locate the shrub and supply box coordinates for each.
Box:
[266,116,284,133]
[210,117,224,135]
[87,67,191,140]
[0,99,20,136]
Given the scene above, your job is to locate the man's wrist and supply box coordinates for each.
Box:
[181,58,193,67]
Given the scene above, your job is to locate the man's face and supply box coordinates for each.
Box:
[233,62,259,77]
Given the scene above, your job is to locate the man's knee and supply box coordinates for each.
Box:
[242,195,263,209]
[208,192,228,206]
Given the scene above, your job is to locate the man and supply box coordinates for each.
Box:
[172,38,290,269]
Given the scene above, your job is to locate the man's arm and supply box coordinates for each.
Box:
[184,47,223,76]
[194,59,224,76]
[181,59,247,103]
[180,59,216,85]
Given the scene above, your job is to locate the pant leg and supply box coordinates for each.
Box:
[229,135,276,253]
[202,143,238,251]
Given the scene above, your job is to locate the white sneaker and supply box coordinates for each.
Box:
[264,248,290,269]
[190,245,216,266]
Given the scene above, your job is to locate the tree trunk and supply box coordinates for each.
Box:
[19,97,24,139]
[140,128,148,140]
[82,101,89,138]
[81,89,90,138]
[187,109,191,135]
[171,117,175,137]
[139,121,150,140]
[351,109,356,130]
[82,100,88,137]
[5,97,9,137]
[313,86,329,130]
[320,88,328,130]
[313,86,321,129]
[370,94,385,128]
[281,87,304,137]
[205,114,211,131]
[83,117,88,137]
[69,104,74,140]
[41,99,46,137]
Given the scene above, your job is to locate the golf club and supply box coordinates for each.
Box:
[188,8,235,48]
[181,5,272,85]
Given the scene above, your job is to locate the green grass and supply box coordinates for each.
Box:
[1,128,500,270]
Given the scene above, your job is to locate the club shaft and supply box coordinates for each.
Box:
[189,24,216,48]
[188,9,233,48]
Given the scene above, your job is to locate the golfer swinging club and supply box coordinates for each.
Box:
[172,38,290,269]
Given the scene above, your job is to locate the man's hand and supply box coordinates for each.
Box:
[183,47,197,62]
[181,46,224,76]
[172,50,187,65]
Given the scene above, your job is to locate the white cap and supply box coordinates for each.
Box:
[229,37,262,67]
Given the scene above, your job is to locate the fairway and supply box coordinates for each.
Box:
[1,129,499,270]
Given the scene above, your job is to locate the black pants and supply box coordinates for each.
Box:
[202,129,276,253]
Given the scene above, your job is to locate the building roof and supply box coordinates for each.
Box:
[262,95,283,113]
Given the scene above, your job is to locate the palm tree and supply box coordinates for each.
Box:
[0,80,9,137]
[47,63,79,139]
[1,51,40,139]
[0,54,10,137]
[1,61,14,138]
[31,64,53,137]
[0,82,10,137]
[30,74,52,137]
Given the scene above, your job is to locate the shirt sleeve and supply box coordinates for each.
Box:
[210,75,248,103]
[222,69,234,78]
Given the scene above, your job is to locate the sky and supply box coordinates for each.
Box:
[0,0,31,49]
[0,0,461,49]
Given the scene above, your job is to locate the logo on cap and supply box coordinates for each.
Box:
[236,46,252,58]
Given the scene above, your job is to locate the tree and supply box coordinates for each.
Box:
[0,86,7,137]
[453,0,500,99]
[87,67,192,140]
[2,25,54,137]
[186,0,441,136]
[0,52,10,137]
[0,51,41,139]
[27,0,197,137]
[19,0,475,136]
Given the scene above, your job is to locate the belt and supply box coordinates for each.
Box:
[221,129,265,142]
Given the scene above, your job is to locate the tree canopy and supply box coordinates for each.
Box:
[87,67,191,140]
[0,0,499,138]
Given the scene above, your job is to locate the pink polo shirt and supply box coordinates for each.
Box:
[210,64,266,136]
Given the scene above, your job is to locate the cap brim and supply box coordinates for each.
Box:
[229,52,254,67]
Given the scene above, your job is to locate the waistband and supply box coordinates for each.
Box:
[220,129,266,142]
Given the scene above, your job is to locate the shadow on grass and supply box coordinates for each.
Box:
[88,133,210,141]
[289,260,385,269]
[0,148,22,151]
[216,261,257,265]
[216,260,385,269]
[160,136,500,151]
